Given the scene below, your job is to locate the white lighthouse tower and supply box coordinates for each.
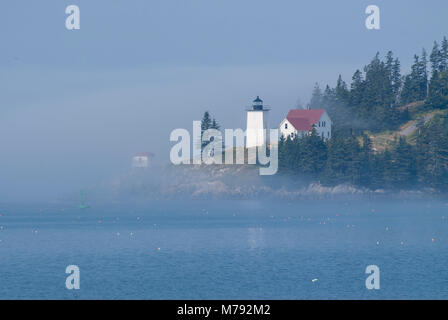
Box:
[246,96,269,148]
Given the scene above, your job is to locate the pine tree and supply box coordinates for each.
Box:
[401,54,427,104]
[392,58,402,101]
[321,134,347,185]
[211,118,220,130]
[335,75,349,103]
[440,37,448,71]
[384,137,417,189]
[416,114,448,190]
[309,83,323,109]
[349,70,364,106]
[385,51,394,82]
[321,134,362,186]
[201,111,212,133]
[420,49,429,98]
[200,111,219,149]
[361,52,396,129]
[426,71,448,109]
[426,37,448,110]
[430,41,442,75]
[358,134,374,187]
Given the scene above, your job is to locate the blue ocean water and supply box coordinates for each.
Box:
[0,199,447,299]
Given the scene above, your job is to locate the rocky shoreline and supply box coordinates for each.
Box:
[100,164,440,201]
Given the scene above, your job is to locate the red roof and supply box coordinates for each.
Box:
[286,109,325,131]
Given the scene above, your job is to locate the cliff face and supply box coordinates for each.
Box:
[105,164,371,200]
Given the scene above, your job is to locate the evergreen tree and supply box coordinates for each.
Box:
[361,52,397,130]
[201,111,212,133]
[321,134,362,186]
[392,58,402,101]
[426,71,448,109]
[335,74,349,103]
[430,41,441,74]
[358,134,374,187]
[420,49,429,97]
[287,135,302,172]
[292,129,326,179]
[200,111,220,149]
[401,54,428,104]
[383,137,416,189]
[349,70,364,107]
[309,83,323,109]
[416,113,448,190]
[321,134,347,185]
[211,118,220,130]
[426,37,448,110]
[441,37,448,71]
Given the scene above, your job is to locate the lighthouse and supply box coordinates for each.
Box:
[246,96,269,148]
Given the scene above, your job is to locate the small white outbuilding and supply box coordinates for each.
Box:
[132,152,154,168]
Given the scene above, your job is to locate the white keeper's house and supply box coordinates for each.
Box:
[279,107,332,140]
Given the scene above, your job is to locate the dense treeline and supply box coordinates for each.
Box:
[279,36,448,191]
[279,114,448,191]
[309,36,448,135]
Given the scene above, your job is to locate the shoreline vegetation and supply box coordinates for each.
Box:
[83,36,448,201]
[277,36,448,193]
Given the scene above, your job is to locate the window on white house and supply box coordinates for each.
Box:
[285,123,288,129]
[327,131,330,138]
[318,121,321,127]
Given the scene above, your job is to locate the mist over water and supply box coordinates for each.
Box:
[1,0,448,300]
